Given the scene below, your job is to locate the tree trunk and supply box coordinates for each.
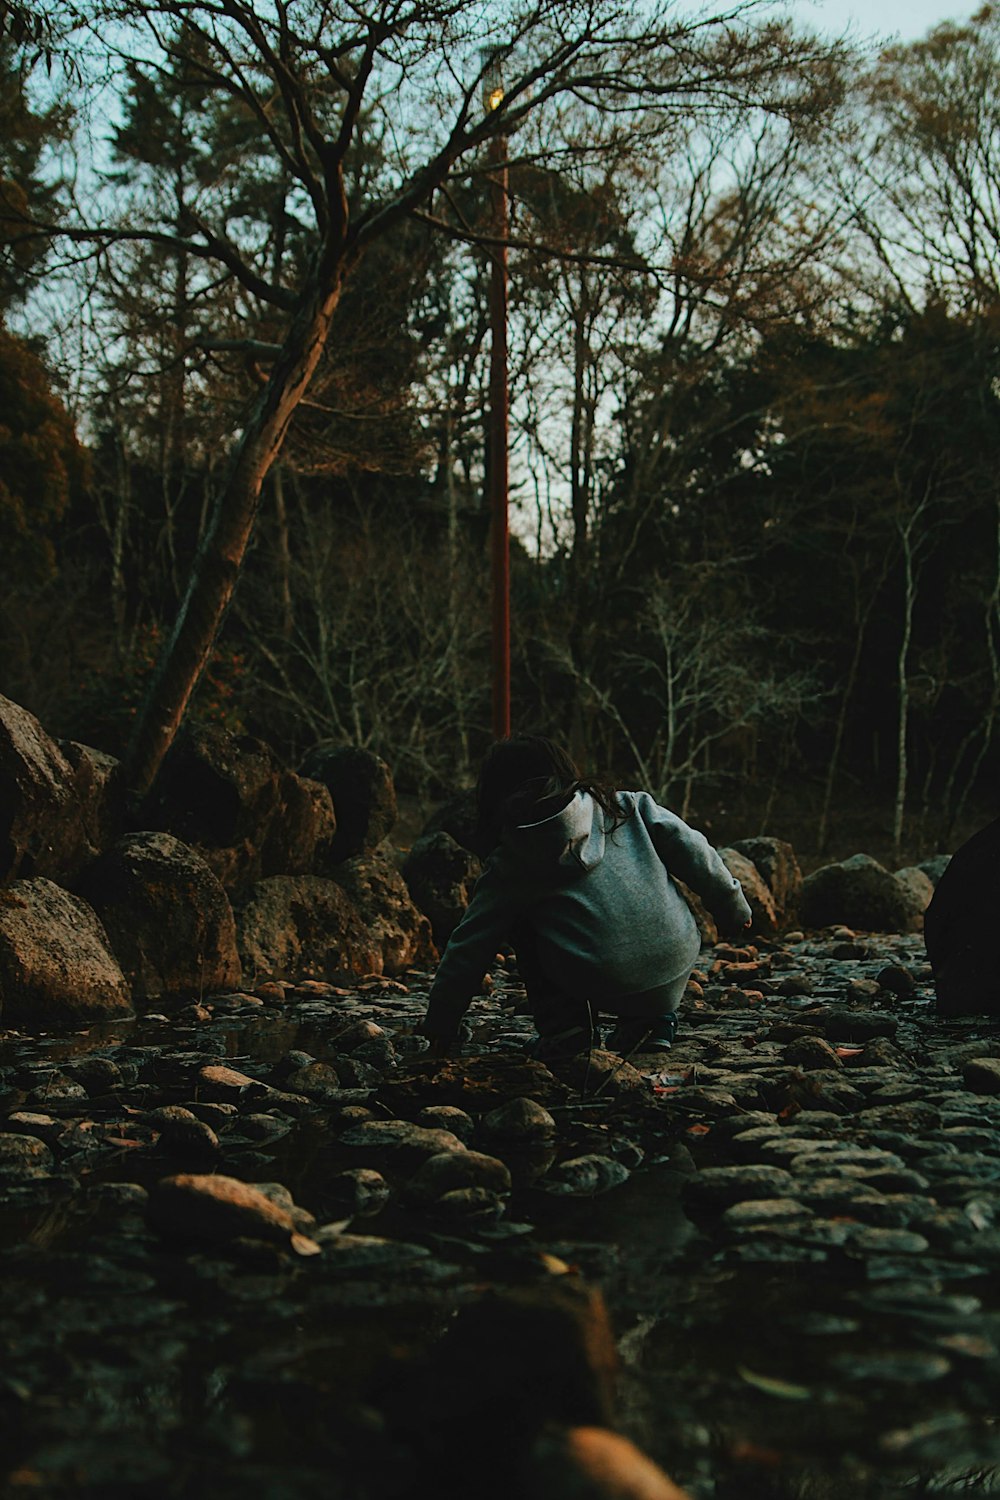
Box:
[125,264,347,801]
[893,520,917,860]
[272,464,294,640]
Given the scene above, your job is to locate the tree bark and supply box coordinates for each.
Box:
[125,262,348,800]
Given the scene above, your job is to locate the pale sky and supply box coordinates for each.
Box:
[786,0,973,43]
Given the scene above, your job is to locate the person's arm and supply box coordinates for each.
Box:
[635,793,752,937]
[419,861,521,1048]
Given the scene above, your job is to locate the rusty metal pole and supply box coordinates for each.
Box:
[486,91,510,740]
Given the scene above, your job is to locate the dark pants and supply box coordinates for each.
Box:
[510,921,690,1039]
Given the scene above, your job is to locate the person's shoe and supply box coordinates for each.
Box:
[606,1014,678,1056]
[530,1024,594,1062]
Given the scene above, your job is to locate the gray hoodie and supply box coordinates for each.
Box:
[421,789,751,1039]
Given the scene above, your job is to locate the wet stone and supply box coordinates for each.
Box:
[339,1119,468,1165]
[189,1101,238,1130]
[812,1009,899,1041]
[282,1061,341,1098]
[326,1167,391,1218]
[856,1037,909,1068]
[683,1164,797,1210]
[706,1111,778,1140]
[252,1180,317,1231]
[0,1132,55,1179]
[406,1149,511,1205]
[432,1185,507,1220]
[721,1197,810,1230]
[149,1105,220,1159]
[865,1255,989,1281]
[963,1058,1000,1095]
[826,1350,952,1383]
[147,1173,320,1255]
[65,1056,124,1094]
[234,1113,291,1144]
[416,1105,475,1141]
[844,1225,930,1255]
[940,1127,1000,1151]
[821,1164,931,1193]
[540,1154,631,1197]
[351,1036,399,1070]
[88,1180,149,1211]
[310,1228,433,1273]
[195,1063,268,1102]
[4,1111,63,1146]
[25,1072,88,1105]
[783,1036,843,1070]
[479,1096,557,1143]
[919,1153,1000,1182]
[855,1102,942,1132]
[877,965,918,997]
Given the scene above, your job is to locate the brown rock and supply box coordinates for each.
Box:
[329,849,436,973]
[147,1172,319,1254]
[480,1096,557,1142]
[0,878,132,1028]
[378,1055,571,1115]
[79,831,242,1003]
[720,848,778,937]
[893,867,935,930]
[235,874,381,982]
[783,1036,843,1071]
[402,830,481,946]
[731,837,802,928]
[800,854,914,932]
[0,695,116,884]
[299,744,396,863]
[0,1132,55,1179]
[340,1119,468,1166]
[406,1149,511,1204]
[146,726,338,894]
[963,1058,1000,1095]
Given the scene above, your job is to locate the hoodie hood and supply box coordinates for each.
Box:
[502,789,606,872]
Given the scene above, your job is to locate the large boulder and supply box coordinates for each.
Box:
[421,790,482,857]
[799,853,914,933]
[330,850,436,973]
[402,831,481,946]
[299,745,396,863]
[924,817,1000,1017]
[730,836,802,928]
[59,741,125,862]
[719,848,777,937]
[0,878,133,1028]
[262,772,337,880]
[78,831,242,1003]
[893,865,935,929]
[146,726,336,893]
[0,695,121,884]
[235,875,381,983]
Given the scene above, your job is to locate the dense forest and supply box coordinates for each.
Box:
[1,1,998,861]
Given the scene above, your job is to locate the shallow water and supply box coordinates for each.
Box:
[3,949,1000,1498]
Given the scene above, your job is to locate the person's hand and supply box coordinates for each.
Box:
[416,1019,458,1057]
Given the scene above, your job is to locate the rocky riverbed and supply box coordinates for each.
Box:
[2,926,999,1499]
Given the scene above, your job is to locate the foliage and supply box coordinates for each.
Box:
[0,1,996,853]
[0,325,85,580]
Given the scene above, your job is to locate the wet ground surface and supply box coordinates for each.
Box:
[1,929,1000,1498]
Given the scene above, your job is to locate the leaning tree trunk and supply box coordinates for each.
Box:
[125,261,348,802]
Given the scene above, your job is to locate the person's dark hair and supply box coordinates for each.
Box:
[474,735,630,851]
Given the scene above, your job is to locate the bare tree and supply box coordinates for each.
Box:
[11,0,843,798]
